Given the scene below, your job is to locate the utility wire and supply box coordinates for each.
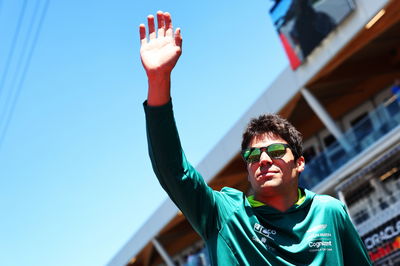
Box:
[0,0,28,100]
[0,0,50,150]
[0,0,42,131]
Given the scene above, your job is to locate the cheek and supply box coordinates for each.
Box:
[247,165,259,181]
[247,163,257,173]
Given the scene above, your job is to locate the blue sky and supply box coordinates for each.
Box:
[0,1,287,265]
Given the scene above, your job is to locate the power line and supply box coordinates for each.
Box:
[0,0,50,150]
[0,0,28,100]
[0,0,42,131]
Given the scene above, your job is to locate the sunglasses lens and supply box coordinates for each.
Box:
[247,149,261,163]
[268,144,286,158]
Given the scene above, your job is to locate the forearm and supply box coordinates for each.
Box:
[144,100,184,184]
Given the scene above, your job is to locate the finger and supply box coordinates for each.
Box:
[139,24,147,45]
[164,12,173,37]
[147,15,156,40]
[157,10,165,37]
[175,28,182,48]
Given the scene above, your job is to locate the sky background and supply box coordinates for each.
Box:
[0,1,288,265]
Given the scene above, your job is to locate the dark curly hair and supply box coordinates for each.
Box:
[241,114,303,159]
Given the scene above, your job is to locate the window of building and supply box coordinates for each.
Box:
[345,182,375,207]
[353,209,370,225]
[350,112,373,140]
[323,134,336,148]
[303,136,320,163]
[303,146,317,162]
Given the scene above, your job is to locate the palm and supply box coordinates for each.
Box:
[140,36,181,74]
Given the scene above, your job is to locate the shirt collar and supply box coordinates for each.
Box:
[247,188,305,208]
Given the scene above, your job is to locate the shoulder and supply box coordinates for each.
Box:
[311,193,346,215]
[308,193,352,230]
[214,187,250,209]
[313,193,343,205]
[210,187,249,220]
[218,187,246,202]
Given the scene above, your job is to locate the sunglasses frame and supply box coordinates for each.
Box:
[241,143,291,163]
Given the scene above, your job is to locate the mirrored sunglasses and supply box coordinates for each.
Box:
[241,143,290,163]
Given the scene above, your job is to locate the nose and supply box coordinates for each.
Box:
[259,150,272,165]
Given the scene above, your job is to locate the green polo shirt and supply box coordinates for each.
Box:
[144,100,372,266]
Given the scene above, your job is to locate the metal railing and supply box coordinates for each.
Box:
[300,96,400,189]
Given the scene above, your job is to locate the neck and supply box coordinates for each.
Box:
[254,188,298,212]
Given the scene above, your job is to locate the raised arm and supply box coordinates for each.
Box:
[139,11,182,106]
[140,12,225,238]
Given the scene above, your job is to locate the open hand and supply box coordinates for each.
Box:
[139,11,182,78]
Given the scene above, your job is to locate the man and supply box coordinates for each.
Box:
[140,11,371,265]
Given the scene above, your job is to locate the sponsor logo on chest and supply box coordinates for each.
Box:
[252,223,277,251]
[306,224,334,252]
[252,222,335,253]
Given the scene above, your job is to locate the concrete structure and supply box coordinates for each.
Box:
[109,0,400,265]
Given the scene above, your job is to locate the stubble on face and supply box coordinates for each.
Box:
[247,133,303,199]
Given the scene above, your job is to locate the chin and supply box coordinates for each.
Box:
[259,182,281,190]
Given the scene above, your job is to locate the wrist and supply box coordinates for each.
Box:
[147,74,171,106]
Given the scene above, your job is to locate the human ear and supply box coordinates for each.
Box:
[296,156,305,173]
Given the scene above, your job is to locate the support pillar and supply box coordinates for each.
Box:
[300,87,351,151]
[337,190,353,222]
[152,238,175,266]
